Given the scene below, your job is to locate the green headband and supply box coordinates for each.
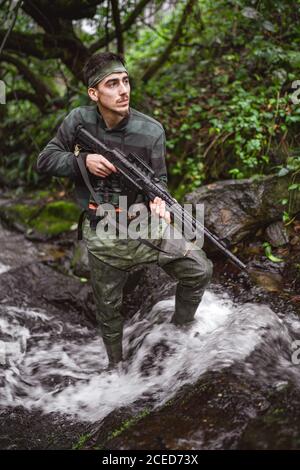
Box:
[88,61,128,88]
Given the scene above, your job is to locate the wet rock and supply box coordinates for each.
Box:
[91,367,300,450]
[0,222,39,270]
[0,198,80,239]
[185,173,300,245]
[0,407,87,450]
[0,261,97,325]
[265,221,289,247]
[239,382,300,449]
[87,357,300,451]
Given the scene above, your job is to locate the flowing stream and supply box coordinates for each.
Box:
[1,287,299,423]
[0,220,300,440]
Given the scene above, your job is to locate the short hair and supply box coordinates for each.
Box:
[82,52,126,87]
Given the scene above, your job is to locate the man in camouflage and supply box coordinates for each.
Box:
[37,52,213,369]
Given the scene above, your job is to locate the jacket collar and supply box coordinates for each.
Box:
[96,106,130,132]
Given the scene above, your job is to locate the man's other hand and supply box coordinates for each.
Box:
[150,197,171,224]
[86,153,117,178]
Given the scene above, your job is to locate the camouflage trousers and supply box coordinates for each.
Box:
[82,216,213,350]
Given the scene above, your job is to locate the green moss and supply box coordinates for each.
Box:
[32,201,80,235]
[10,203,39,221]
[71,409,152,450]
[262,407,286,425]
[33,218,75,235]
[164,398,174,407]
[33,190,52,199]
[72,433,92,450]
[104,408,151,445]
[42,201,80,219]
[7,200,80,236]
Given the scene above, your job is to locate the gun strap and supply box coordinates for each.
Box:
[75,153,172,255]
[76,153,102,205]
[77,209,87,241]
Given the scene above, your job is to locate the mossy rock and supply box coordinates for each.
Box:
[1,200,81,237]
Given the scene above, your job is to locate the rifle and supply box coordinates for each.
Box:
[75,125,247,271]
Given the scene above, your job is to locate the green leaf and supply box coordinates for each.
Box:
[262,242,284,263]
[278,168,289,177]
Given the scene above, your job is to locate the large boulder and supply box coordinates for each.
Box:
[184,172,300,244]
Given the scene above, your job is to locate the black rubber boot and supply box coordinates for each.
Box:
[104,340,123,370]
[170,284,206,326]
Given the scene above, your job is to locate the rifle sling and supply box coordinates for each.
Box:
[76,153,102,205]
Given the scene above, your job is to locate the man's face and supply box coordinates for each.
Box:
[91,72,130,116]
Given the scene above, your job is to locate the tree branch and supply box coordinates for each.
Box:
[22,0,61,33]
[105,0,110,51]
[22,0,103,24]
[0,0,23,56]
[0,29,89,80]
[111,0,123,54]
[142,0,198,83]
[89,0,152,53]
[6,89,47,110]
[0,0,9,9]
[0,30,62,58]
[1,52,55,98]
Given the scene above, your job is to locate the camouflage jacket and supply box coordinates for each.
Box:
[36,105,168,209]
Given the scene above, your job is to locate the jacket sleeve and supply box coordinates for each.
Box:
[151,129,169,190]
[36,109,84,179]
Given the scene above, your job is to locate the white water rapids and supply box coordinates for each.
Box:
[1,287,298,423]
